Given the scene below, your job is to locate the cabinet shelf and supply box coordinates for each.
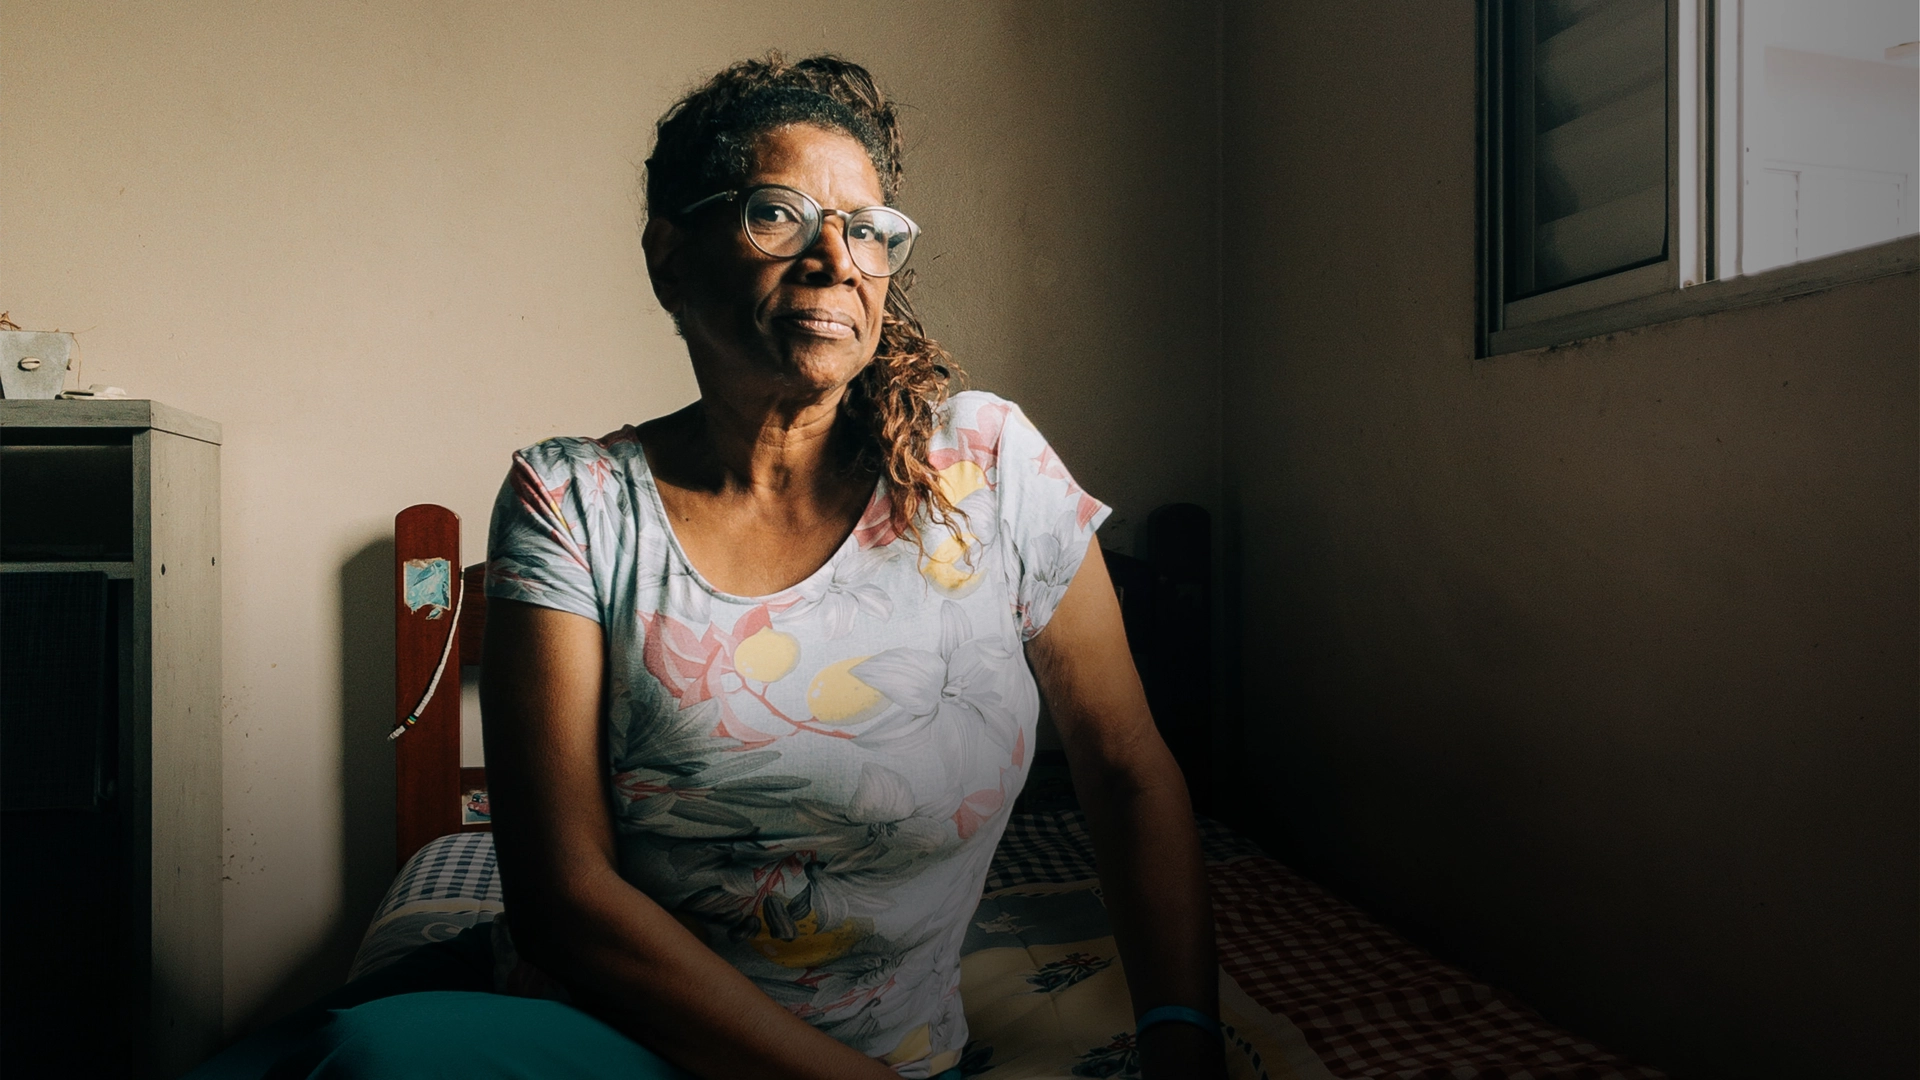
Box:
[0,560,137,578]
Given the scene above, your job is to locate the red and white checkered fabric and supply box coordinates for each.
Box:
[1208,854,1666,1079]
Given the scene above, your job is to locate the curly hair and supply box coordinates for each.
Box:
[644,53,965,549]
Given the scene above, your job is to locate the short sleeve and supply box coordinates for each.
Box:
[484,443,602,623]
[977,397,1112,640]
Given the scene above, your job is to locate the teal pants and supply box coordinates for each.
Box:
[266,992,692,1079]
[187,924,690,1079]
[189,923,965,1079]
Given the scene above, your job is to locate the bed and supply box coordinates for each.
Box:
[358,502,1666,1079]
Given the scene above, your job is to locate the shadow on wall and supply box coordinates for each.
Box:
[336,539,398,975]
[229,539,396,1039]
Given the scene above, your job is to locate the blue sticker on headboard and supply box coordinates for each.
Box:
[403,557,453,619]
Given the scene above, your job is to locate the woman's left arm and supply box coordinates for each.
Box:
[1025,536,1228,1080]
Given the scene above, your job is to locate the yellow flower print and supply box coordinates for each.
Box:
[733,626,799,683]
[807,657,887,724]
[883,1023,932,1066]
[749,904,865,969]
[934,460,989,506]
[920,532,984,597]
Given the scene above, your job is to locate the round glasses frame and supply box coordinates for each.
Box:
[676,183,921,278]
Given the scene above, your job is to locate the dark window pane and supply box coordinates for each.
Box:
[1506,0,1669,297]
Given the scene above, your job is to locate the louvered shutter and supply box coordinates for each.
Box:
[1507,0,1669,296]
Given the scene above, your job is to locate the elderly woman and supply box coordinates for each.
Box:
[193,55,1221,1080]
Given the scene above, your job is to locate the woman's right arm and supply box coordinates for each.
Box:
[479,598,897,1080]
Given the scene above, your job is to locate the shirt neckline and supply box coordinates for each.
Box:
[632,447,887,606]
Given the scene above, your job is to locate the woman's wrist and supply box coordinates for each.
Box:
[1135,1004,1220,1037]
[1135,1017,1228,1080]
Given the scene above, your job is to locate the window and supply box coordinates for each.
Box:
[1480,0,1919,355]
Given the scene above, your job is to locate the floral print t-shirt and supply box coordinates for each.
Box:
[485,390,1109,1077]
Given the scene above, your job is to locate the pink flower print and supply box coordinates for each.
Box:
[641,606,853,749]
[509,455,589,570]
[541,439,624,520]
[1033,443,1069,482]
[788,954,902,1024]
[581,455,618,516]
[952,785,1003,841]
[851,486,899,549]
[485,557,562,599]
[1072,492,1101,529]
[1033,445,1102,529]
[928,401,1009,475]
[953,731,1024,840]
[641,606,780,748]
[515,460,573,525]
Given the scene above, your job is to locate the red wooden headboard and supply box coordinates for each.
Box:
[393,504,491,868]
[392,502,1211,869]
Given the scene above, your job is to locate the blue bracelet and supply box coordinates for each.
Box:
[1135,1005,1222,1037]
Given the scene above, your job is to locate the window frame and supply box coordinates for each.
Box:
[1477,0,1920,357]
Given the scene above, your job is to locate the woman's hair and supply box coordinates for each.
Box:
[645,54,964,548]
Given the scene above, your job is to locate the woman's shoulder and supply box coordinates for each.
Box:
[935,390,1035,452]
[510,426,648,476]
[942,388,1017,424]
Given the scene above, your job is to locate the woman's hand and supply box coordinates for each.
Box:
[1026,540,1230,1080]
[479,598,898,1080]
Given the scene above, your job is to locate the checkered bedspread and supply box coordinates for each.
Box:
[362,812,1664,1078]
[374,830,502,918]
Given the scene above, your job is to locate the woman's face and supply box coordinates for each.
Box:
[659,123,892,403]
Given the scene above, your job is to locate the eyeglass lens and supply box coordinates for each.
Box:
[742,186,915,276]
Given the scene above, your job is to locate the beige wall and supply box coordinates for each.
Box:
[3,1,1219,1032]
[1220,3,1917,1078]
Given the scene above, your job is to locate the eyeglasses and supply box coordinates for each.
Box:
[677,184,920,278]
